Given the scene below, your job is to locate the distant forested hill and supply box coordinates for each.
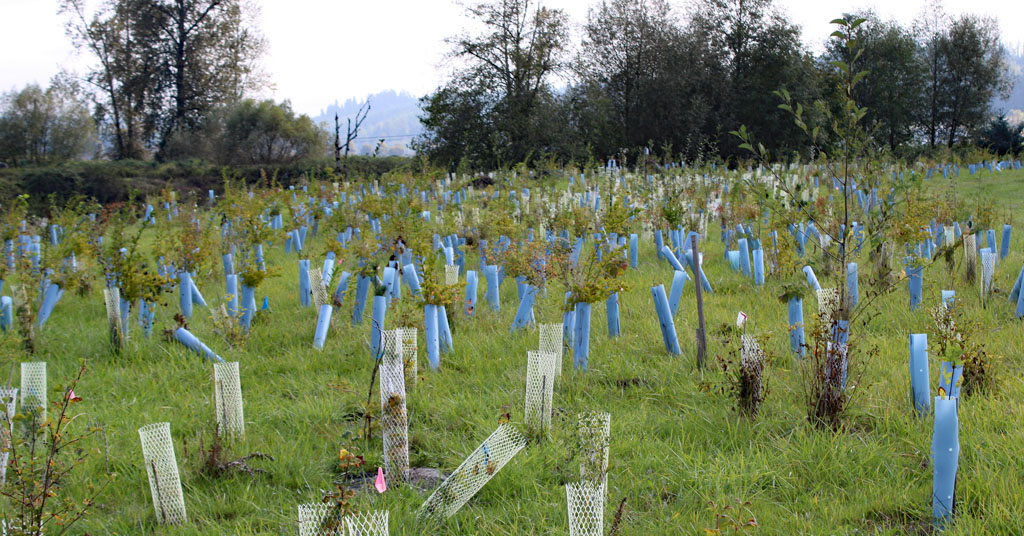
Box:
[314,90,423,156]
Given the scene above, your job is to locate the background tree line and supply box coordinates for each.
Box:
[0,0,327,167]
[415,0,1017,169]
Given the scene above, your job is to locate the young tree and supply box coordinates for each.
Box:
[824,12,925,152]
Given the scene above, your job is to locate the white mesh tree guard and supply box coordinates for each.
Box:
[577,412,610,487]
[297,503,344,536]
[399,327,417,389]
[538,323,563,378]
[213,362,244,438]
[964,234,977,282]
[417,423,528,523]
[20,362,45,422]
[525,351,557,433]
[816,288,840,328]
[346,510,389,536]
[103,287,124,348]
[444,264,459,285]
[740,335,766,406]
[566,481,605,536]
[944,226,954,245]
[138,422,187,525]
[981,250,995,299]
[0,387,15,485]
[380,329,409,484]
[310,268,328,310]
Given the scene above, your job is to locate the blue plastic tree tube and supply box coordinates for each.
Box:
[35,282,62,328]
[140,299,155,338]
[573,302,592,369]
[907,264,923,311]
[322,257,335,287]
[189,276,206,307]
[313,304,333,350]
[753,249,765,286]
[173,327,223,362]
[511,284,537,332]
[847,263,859,309]
[370,295,388,358]
[655,230,665,260]
[285,235,293,253]
[661,245,685,272]
[226,275,239,317]
[424,304,440,369]
[931,396,959,527]
[179,272,193,318]
[240,285,255,332]
[629,234,638,268]
[223,253,234,275]
[1009,265,1024,304]
[788,297,804,356]
[909,334,930,415]
[727,250,740,271]
[403,263,421,296]
[119,295,131,336]
[0,296,12,332]
[941,290,956,308]
[464,270,478,316]
[651,285,681,355]
[333,271,351,305]
[299,260,311,307]
[382,267,396,301]
[438,305,453,353]
[606,292,620,337]
[255,244,266,272]
[738,238,751,278]
[802,266,821,291]
[668,270,689,316]
[484,265,500,311]
[352,275,371,324]
[562,292,575,348]
[1000,224,1011,260]
[937,362,963,399]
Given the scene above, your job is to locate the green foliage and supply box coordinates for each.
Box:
[1,365,110,535]
[0,77,97,166]
[169,99,327,165]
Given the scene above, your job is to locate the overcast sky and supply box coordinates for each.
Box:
[2,0,1022,117]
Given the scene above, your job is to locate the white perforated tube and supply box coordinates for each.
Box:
[578,412,610,488]
[816,287,839,328]
[310,268,328,310]
[214,362,244,438]
[20,362,45,422]
[417,423,527,523]
[566,481,604,536]
[538,323,563,378]
[0,387,15,485]
[444,264,459,285]
[399,327,417,389]
[525,351,556,433]
[297,503,343,535]
[138,422,187,525]
[104,287,124,348]
[380,330,408,484]
[346,510,389,536]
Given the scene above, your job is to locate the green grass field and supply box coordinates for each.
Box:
[6,167,1024,535]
